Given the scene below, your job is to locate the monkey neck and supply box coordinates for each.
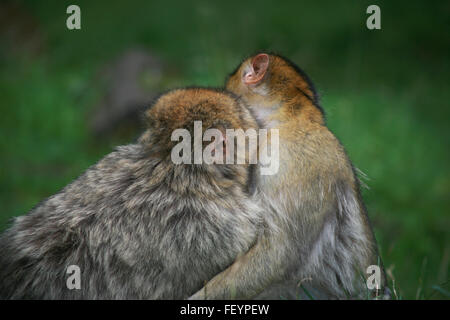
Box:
[250,96,324,130]
[279,88,324,124]
[159,162,249,200]
[282,102,324,126]
[250,103,280,129]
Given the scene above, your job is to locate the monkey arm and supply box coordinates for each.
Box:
[189,233,290,300]
[188,187,343,300]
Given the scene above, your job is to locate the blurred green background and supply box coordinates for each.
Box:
[0,0,448,299]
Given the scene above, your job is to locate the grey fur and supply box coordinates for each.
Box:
[0,88,263,299]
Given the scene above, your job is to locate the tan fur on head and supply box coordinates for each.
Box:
[226,53,324,126]
[142,88,258,156]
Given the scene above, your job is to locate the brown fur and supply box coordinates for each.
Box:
[190,54,389,300]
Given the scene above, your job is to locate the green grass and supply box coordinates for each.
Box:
[0,0,449,299]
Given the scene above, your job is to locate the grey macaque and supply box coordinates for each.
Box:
[0,88,263,299]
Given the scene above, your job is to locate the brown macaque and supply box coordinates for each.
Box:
[190,53,389,300]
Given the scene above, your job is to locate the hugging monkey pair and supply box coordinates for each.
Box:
[0,53,388,299]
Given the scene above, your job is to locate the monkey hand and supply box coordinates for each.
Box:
[187,236,289,300]
[187,290,205,300]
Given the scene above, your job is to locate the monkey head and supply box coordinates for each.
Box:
[140,88,259,194]
[226,53,323,125]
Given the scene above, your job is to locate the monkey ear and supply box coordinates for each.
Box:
[244,53,269,85]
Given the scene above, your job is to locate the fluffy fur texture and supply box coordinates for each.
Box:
[0,88,264,299]
[190,54,389,300]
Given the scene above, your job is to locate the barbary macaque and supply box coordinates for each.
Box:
[0,88,264,299]
[190,53,389,299]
